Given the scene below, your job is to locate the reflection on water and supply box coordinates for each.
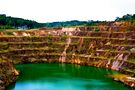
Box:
[7,63,132,90]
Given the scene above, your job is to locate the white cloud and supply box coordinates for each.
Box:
[0,0,135,22]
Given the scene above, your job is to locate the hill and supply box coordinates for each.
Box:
[0,14,44,30]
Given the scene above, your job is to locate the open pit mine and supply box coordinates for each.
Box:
[0,21,135,90]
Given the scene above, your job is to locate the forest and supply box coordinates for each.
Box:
[0,14,135,30]
[0,14,44,29]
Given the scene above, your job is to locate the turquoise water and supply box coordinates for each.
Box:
[7,63,132,90]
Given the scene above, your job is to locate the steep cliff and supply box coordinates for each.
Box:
[0,58,19,90]
[0,21,135,88]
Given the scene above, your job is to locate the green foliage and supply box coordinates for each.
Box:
[1,13,135,30]
[115,14,135,21]
[0,25,15,29]
[44,20,86,27]
[43,20,99,27]
[85,20,99,26]
[0,14,44,29]
[6,32,14,35]
[61,35,68,41]
[95,27,100,32]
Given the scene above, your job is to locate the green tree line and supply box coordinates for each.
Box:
[0,14,44,29]
[44,20,100,27]
[0,14,134,30]
[115,14,135,21]
[0,14,100,29]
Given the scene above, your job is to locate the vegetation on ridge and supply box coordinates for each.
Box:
[0,14,135,30]
[0,14,44,30]
[115,14,135,21]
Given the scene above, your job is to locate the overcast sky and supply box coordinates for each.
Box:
[0,0,135,22]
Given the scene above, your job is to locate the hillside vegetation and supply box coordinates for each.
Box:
[0,14,44,30]
[1,14,135,30]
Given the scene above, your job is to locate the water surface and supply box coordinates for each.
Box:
[7,63,132,90]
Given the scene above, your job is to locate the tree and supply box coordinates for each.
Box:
[0,14,44,29]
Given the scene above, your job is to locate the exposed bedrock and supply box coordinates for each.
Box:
[0,58,19,90]
[0,23,135,88]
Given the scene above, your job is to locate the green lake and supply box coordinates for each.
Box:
[7,63,132,90]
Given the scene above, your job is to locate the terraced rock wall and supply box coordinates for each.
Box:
[0,22,135,88]
[0,35,134,76]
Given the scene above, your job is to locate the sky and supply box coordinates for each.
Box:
[0,0,135,23]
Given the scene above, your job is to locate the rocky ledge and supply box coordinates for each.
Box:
[0,58,19,90]
[111,74,135,88]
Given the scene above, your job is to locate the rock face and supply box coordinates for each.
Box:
[0,21,135,89]
[111,74,135,88]
[0,59,19,90]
